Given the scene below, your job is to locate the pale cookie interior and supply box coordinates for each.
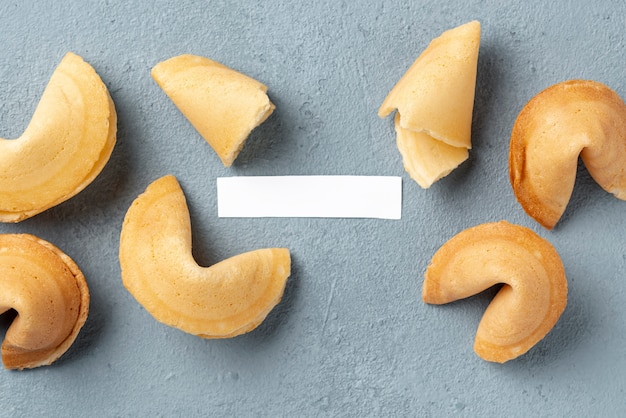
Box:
[422,221,567,363]
[0,234,90,370]
[379,21,480,188]
[151,54,275,167]
[119,175,291,338]
[0,52,117,223]
[394,114,469,188]
[509,79,626,229]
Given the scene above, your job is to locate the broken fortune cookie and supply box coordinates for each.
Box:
[151,54,275,167]
[379,21,481,188]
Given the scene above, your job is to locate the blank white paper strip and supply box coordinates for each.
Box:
[217,176,402,219]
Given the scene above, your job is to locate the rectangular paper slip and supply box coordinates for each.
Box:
[217,176,402,219]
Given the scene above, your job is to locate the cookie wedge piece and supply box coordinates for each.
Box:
[379,21,480,188]
[423,221,567,363]
[509,80,626,229]
[151,54,275,167]
[0,52,117,222]
[119,175,290,338]
[0,234,90,369]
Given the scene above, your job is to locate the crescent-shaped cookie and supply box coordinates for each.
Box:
[509,80,626,229]
[0,234,90,369]
[379,21,480,188]
[422,221,567,363]
[119,175,291,338]
[151,54,275,167]
[0,52,117,223]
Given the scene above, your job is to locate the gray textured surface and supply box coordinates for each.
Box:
[0,0,625,416]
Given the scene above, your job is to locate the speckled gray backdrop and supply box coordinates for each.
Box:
[0,0,625,416]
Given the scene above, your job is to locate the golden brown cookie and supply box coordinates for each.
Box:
[0,52,117,222]
[119,175,291,338]
[509,80,626,229]
[379,21,480,188]
[422,221,567,363]
[0,234,90,369]
[151,55,275,167]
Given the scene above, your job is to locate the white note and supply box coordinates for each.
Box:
[217,176,402,219]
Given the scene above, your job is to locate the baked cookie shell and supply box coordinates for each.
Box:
[509,80,626,229]
[423,221,567,363]
[151,55,274,167]
[119,175,291,338]
[378,21,480,188]
[0,52,117,222]
[0,234,89,369]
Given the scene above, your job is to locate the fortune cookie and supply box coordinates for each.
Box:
[0,234,89,369]
[151,54,275,167]
[379,21,480,188]
[509,80,626,229]
[423,221,567,363]
[0,52,116,222]
[119,175,291,338]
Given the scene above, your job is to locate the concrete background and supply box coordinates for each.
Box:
[0,0,625,416]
